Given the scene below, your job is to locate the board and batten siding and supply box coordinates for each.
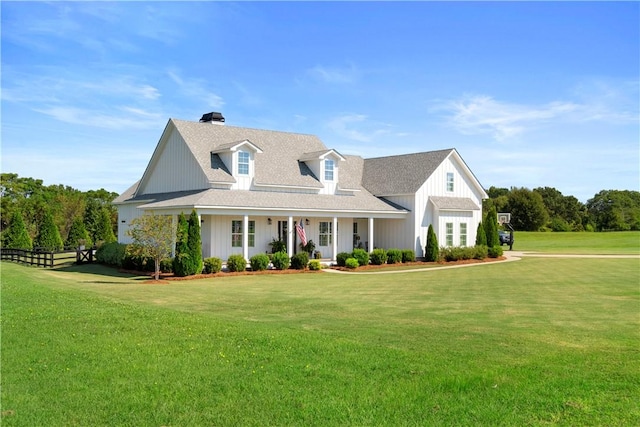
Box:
[117,203,146,244]
[140,130,209,195]
[372,194,417,254]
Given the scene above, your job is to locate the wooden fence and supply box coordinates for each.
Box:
[0,248,94,268]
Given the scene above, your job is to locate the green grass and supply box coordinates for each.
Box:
[2,238,639,426]
[512,230,640,254]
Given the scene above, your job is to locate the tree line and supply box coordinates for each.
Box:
[484,186,640,232]
[1,173,118,251]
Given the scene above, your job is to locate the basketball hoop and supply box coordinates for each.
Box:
[497,213,511,225]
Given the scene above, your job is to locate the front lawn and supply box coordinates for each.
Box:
[1,254,639,426]
[511,230,640,254]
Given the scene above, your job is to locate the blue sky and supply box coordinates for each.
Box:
[2,1,638,202]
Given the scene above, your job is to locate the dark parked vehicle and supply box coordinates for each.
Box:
[499,230,514,246]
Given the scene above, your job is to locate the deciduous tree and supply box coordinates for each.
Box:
[126,214,174,280]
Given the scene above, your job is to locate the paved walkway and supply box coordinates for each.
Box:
[323,250,639,275]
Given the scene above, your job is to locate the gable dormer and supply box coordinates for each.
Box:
[211,139,263,190]
[299,149,345,194]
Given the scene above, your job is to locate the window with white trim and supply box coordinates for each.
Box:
[446,222,454,246]
[231,220,255,247]
[238,151,250,175]
[324,159,334,181]
[460,223,467,246]
[446,172,454,192]
[319,221,333,246]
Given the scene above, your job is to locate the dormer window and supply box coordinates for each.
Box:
[238,151,250,175]
[325,159,334,181]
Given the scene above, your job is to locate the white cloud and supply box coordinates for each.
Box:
[307,63,359,84]
[34,106,162,130]
[168,70,225,109]
[326,114,401,143]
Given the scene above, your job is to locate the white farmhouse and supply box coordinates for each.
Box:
[114,113,487,261]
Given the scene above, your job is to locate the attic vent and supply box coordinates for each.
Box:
[200,112,225,124]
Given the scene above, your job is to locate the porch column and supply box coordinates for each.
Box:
[368,217,374,252]
[332,216,338,261]
[287,216,293,258]
[243,215,249,261]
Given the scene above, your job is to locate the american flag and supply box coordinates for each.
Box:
[296,218,307,246]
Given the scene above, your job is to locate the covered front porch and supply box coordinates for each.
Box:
[199,214,381,262]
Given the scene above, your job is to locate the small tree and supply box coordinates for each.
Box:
[65,216,91,248]
[126,214,174,280]
[475,222,487,246]
[187,210,203,274]
[425,224,439,262]
[34,210,63,251]
[4,211,33,250]
[484,207,499,247]
[172,213,190,277]
[95,207,116,244]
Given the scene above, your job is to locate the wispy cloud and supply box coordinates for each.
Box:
[327,114,400,143]
[307,63,359,84]
[168,70,224,109]
[434,80,639,141]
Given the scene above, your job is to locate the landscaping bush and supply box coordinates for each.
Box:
[308,260,322,270]
[160,258,173,273]
[123,253,154,272]
[401,249,415,263]
[250,253,270,271]
[336,252,351,267]
[95,242,127,267]
[203,257,222,274]
[290,252,309,270]
[345,257,359,269]
[369,248,387,265]
[269,238,286,253]
[473,245,488,260]
[272,251,290,270]
[425,224,439,262]
[226,254,247,272]
[440,246,476,262]
[488,245,503,258]
[352,248,369,267]
[386,248,402,264]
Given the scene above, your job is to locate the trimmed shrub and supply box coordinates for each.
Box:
[34,210,63,251]
[308,260,322,271]
[475,222,487,246]
[123,253,154,272]
[95,242,127,266]
[160,258,174,273]
[484,207,499,247]
[401,249,415,263]
[425,224,439,262]
[226,254,247,272]
[440,246,477,262]
[345,257,359,269]
[386,248,402,264]
[369,248,387,265]
[291,252,309,270]
[272,251,290,270]
[65,216,91,248]
[4,211,33,250]
[352,248,369,267]
[336,252,351,267]
[473,245,488,260]
[187,210,203,274]
[203,257,222,274]
[250,253,270,271]
[173,213,190,277]
[488,245,503,258]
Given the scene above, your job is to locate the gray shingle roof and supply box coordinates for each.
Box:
[362,149,454,195]
[429,196,481,211]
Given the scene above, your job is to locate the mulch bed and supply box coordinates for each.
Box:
[123,256,507,284]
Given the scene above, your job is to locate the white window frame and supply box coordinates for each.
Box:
[446,172,454,192]
[446,222,454,247]
[238,151,250,175]
[460,223,467,246]
[232,219,255,247]
[319,221,333,246]
[324,159,334,181]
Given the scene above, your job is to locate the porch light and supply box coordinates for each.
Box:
[268,218,272,225]
[305,218,310,225]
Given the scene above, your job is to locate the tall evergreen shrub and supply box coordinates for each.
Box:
[475,222,487,246]
[95,207,116,244]
[187,210,203,274]
[4,211,33,249]
[425,224,439,262]
[34,210,63,251]
[484,207,499,247]
[65,216,91,248]
[172,213,190,277]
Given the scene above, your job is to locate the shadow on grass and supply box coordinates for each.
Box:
[54,263,149,281]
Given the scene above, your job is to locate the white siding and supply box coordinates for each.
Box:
[372,194,417,253]
[117,203,145,243]
[140,130,209,194]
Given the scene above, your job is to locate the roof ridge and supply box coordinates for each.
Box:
[365,148,454,161]
[170,118,318,138]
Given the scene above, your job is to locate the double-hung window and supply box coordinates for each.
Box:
[324,159,334,181]
[238,151,250,175]
[231,220,255,247]
[460,223,467,246]
[446,172,454,192]
[319,221,333,246]
[446,222,454,247]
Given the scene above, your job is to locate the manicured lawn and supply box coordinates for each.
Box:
[512,230,640,254]
[2,236,639,425]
